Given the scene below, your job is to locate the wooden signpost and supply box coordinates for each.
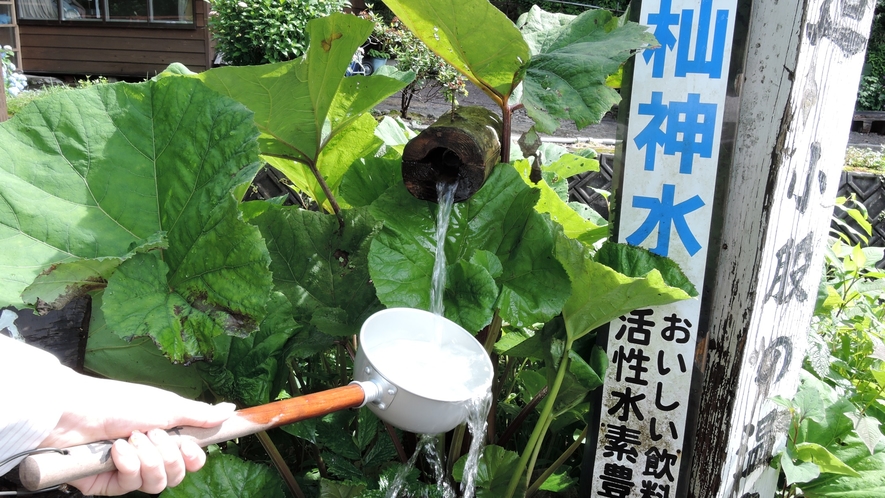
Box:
[583,0,876,496]
[689,0,875,496]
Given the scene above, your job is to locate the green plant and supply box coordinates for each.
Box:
[857,75,885,112]
[360,8,467,118]
[209,0,350,66]
[856,0,885,111]
[0,5,681,498]
[774,200,885,494]
[844,146,885,173]
[384,1,654,162]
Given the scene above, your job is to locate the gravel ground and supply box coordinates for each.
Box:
[375,81,885,151]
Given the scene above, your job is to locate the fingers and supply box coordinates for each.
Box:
[69,430,208,496]
[180,438,208,473]
[111,436,147,493]
[146,429,187,488]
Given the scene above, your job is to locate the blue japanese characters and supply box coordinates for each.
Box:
[590,1,738,496]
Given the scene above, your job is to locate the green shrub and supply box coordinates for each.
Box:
[774,201,885,493]
[844,146,885,173]
[857,0,885,110]
[361,9,467,118]
[209,0,349,66]
[6,77,109,117]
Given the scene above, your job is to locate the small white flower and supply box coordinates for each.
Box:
[237,1,247,7]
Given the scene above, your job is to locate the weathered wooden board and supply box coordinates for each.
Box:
[688,0,875,496]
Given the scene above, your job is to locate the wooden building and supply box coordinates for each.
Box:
[12,0,213,78]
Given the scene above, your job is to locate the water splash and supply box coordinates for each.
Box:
[430,181,458,316]
[460,392,492,498]
[385,435,455,498]
[382,393,492,498]
[423,435,456,498]
[384,438,424,498]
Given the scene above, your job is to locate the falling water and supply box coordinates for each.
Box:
[460,392,492,498]
[430,181,458,316]
[383,395,491,498]
[423,435,457,498]
[382,180,491,498]
[384,436,438,498]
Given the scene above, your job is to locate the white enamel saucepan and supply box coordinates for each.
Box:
[19,308,494,491]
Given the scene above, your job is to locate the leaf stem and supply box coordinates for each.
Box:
[503,339,573,498]
[526,424,588,496]
[501,106,513,164]
[482,310,503,355]
[384,421,408,463]
[525,407,554,487]
[446,423,468,476]
[256,430,305,498]
[304,159,343,227]
[497,386,548,447]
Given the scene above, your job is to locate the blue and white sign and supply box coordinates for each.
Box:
[591,1,738,495]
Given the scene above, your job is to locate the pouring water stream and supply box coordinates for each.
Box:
[385,181,491,498]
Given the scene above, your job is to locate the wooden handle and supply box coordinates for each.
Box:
[19,383,367,491]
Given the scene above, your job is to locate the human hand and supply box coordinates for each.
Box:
[38,371,235,496]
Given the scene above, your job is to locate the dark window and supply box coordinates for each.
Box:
[17,0,193,23]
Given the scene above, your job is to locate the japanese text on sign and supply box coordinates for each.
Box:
[591,0,737,495]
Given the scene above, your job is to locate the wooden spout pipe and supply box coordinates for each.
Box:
[402,106,502,203]
[19,383,370,491]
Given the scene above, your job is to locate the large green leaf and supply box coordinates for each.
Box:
[84,293,205,399]
[199,292,300,407]
[0,77,273,363]
[159,453,287,498]
[796,442,861,478]
[453,445,527,498]
[196,13,413,208]
[594,241,697,296]
[517,6,656,133]
[781,451,822,485]
[556,234,694,341]
[368,165,569,332]
[513,158,607,245]
[384,0,530,107]
[264,114,383,211]
[801,437,885,496]
[251,205,381,337]
[338,156,403,208]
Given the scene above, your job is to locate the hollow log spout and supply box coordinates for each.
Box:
[402,106,502,203]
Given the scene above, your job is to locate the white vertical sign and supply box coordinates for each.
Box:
[591,0,738,495]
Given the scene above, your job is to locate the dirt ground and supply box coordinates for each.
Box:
[375,81,885,150]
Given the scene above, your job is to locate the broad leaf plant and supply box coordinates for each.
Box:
[0,3,691,497]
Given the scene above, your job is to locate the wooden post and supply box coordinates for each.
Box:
[580,0,875,496]
[689,0,875,496]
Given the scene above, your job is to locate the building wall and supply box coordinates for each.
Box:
[18,0,212,77]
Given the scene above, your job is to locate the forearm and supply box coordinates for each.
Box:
[0,335,68,475]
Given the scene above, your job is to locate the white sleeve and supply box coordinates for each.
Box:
[0,335,66,476]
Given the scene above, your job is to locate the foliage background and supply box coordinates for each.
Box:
[857,0,885,111]
[209,0,350,66]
